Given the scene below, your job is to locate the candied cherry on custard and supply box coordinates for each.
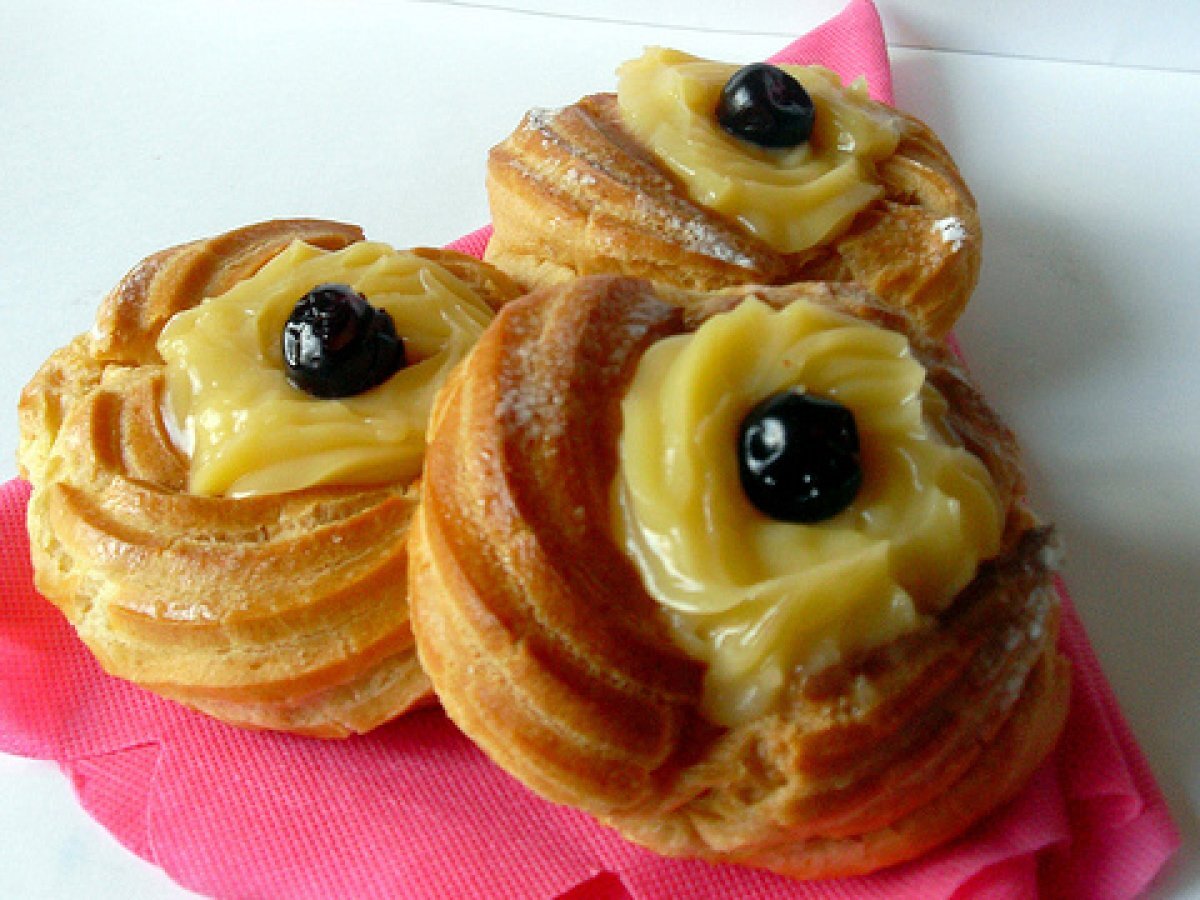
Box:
[716,63,816,149]
[282,283,406,398]
[738,389,862,523]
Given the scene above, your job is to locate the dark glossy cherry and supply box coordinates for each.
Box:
[716,63,816,149]
[282,283,405,398]
[738,390,862,522]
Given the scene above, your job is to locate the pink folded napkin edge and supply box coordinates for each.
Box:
[0,2,1179,898]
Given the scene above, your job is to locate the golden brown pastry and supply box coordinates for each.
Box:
[409,275,1069,877]
[486,49,980,337]
[18,219,522,737]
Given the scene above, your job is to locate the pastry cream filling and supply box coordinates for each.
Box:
[157,240,494,497]
[613,299,1003,726]
[616,48,901,255]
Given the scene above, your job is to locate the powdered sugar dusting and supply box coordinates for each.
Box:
[497,384,566,443]
[933,216,968,252]
[562,168,597,188]
[523,106,563,133]
[680,218,756,268]
[626,193,757,269]
[495,334,566,444]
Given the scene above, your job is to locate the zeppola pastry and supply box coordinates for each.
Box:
[409,275,1069,877]
[486,48,981,336]
[18,219,521,737]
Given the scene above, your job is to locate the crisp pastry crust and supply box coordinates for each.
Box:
[485,92,980,338]
[18,219,523,738]
[409,276,1069,877]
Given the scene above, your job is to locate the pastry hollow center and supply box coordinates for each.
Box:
[157,241,495,497]
[616,48,901,256]
[612,298,1004,726]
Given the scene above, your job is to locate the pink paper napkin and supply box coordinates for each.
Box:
[1,2,1179,897]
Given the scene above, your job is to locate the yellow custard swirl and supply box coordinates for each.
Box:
[157,240,495,497]
[616,48,901,255]
[613,298,1003,726]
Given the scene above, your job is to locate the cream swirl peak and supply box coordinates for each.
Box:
[613,297,1004,726]
[157,240,495,497]
[616,48,901,255]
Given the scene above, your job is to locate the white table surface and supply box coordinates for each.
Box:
[1,1,1198,897]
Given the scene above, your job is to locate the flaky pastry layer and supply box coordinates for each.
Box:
[18,219,522,737]
[486,92,980,337]
[410,275,1069,877]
